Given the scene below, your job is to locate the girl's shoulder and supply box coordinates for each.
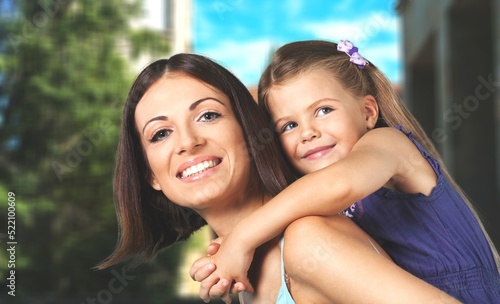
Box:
[362,127,439,194]
[362,126,409,142]
[356,127,416,155]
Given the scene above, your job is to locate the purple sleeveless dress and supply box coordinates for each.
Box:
[343,126,500,302]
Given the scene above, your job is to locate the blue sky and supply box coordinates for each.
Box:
[192,0,401,86]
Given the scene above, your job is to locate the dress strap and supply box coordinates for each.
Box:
[280,237,287,285]
[368,239,381,255]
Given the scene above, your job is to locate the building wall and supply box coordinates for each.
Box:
[130,0,192,71]
[398,0,500,250]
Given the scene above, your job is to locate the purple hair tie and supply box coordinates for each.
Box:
[337,40,369,69]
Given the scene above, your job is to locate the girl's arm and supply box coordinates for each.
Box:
[233,128,409,252]
[195,128,436,300]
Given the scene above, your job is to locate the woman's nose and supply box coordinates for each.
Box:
[175,127,205,154]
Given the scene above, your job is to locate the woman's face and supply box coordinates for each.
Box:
[134,73,253,211]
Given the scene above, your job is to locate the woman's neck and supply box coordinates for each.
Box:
[198,184,282,302]
[201,189,271,237]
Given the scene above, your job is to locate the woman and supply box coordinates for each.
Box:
[98,53,459,303]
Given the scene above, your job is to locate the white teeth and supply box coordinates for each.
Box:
[180,160,219,178]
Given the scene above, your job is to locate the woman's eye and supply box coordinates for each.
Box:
[149,129,172,143]
[281,122,298,133]
[317,107,333,116]
[198,111,221,122]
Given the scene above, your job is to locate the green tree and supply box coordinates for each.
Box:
[0,1,185,302]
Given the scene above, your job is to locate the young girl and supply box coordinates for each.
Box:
[191,40,500,302]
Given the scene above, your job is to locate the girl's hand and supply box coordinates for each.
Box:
[189,238,251,302]
[189,238,221,282]
[198,234,255,303]
[189,254,216,283]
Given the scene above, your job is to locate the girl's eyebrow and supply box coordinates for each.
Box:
[312,97,340,105]
[142,97,225,135]
[273,97,339,127]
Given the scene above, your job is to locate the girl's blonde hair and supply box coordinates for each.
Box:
[258,40,500,269]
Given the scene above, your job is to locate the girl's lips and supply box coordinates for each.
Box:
[302,145,335,160]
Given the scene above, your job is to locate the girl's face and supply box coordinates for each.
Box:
[134,73,253,211]
[267,69,378,174]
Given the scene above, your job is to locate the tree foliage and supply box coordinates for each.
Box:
[0,0,185,302]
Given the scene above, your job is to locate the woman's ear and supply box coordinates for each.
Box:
[362,95,379,130]
[150,174,162,191]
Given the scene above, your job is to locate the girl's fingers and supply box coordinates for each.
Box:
[193,262,216,282]
[199,274,223,303]
[189,256,212,281]
[207,242,220,256]
[209,279,232,304]
[230,282,247,294]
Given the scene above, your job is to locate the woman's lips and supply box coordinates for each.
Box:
[302,145,334,160]
[177,156,222,180]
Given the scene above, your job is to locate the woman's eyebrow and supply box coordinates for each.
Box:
[142,97,225,135]
[189,97,225,111]
[142,116,168,135]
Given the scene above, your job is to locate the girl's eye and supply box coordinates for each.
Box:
[317,107,333,116]
[198,111,221,122]
[149,129,172,143]
[281,122,298,133]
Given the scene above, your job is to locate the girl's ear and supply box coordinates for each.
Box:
[362,95,379,130]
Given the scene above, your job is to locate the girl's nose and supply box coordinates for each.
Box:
[300,123,320,143]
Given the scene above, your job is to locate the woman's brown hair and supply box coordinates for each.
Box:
[258,40,500,269]
[98,53,296,269]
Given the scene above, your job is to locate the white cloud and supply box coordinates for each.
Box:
[195,35,401,85]
[364,40,401,82]
[299,11,401,82]
[192,2,402,84]
[283,0,303,17]
[196,39,275,86]
[301,11,399,47]
[193,5,218,42]
[332,0,356,11]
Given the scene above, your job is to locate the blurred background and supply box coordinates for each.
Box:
[0,0,498,303]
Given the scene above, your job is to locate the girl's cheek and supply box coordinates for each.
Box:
[281,141,294,158]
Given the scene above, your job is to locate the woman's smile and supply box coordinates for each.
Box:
[177,156,223,181]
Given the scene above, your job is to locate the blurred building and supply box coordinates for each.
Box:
[130,0,192,71]
[397,0,500,249]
